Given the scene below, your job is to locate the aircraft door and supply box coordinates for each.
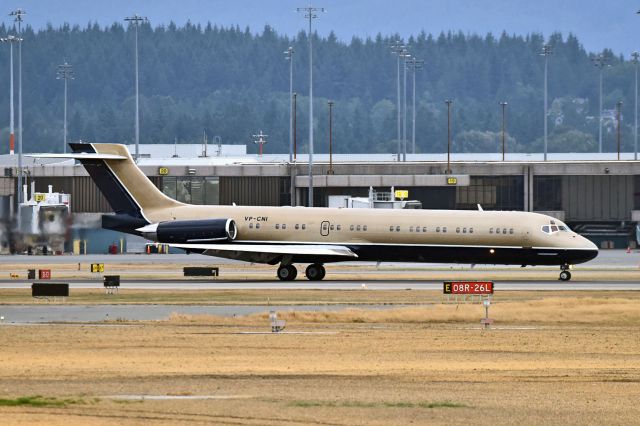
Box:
[320,221,330,236]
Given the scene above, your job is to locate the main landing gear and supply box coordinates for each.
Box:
[276,264,326,281]
[559,264,572,281]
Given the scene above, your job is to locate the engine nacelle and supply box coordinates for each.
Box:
[137,218,237,243]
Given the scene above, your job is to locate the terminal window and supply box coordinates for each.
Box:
[161,176,220,205]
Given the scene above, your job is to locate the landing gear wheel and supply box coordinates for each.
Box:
[277,265,297,281]
[305,264,326,281]
[559,270,571,281]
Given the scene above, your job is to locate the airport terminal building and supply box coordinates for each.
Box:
[0,144,638,251]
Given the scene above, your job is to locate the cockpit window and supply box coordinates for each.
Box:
[541,221,571,235]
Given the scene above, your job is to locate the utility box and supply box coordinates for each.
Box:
[38,269,51,280]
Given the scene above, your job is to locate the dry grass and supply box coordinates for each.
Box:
[166,296,640,326]
[2,291,640,424]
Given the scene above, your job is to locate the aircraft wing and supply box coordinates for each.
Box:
[169,243,358,262]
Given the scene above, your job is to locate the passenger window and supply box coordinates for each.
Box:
[489,228,493,234]
[410,226,414,232]
[443,227,447,233]
[396,226,400,232]
[456,227,460,233]
[330,225,334,231]
[436,227,440,233]
[282,224,286,230]
[322,223,327,230]
[502,228,507,234]
[357,225,361,231]
[249,223,254,229]
[276,224,280,230]
[363,225,368,231]
[509,228,514,234]
[350,225,355,231]
[302,224,306,230]
[422,227,427,233]
[256,223,261,229]
[295,224,299,230]
[389,226,394,232]
[415,226,420,233]
[337,225,341,231]
[463,227,467,233]
[470,228,474,234]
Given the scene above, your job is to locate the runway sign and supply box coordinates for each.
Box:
[443,281,494,295]
[91,263,104,273]
[32,283,69,297]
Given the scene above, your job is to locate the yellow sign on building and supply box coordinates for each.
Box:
[447,177,458,185]
[395,190,409,199]
[34,193,46,202]
[158,167,169,175]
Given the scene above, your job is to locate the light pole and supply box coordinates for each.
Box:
[9,9,25,203]
[402,51,411,162]
[328,100,334,175]
[617,101,623,161]
[499,101,508,161]
[592,54,608,153]
[1,35,20,156]
[284,47,294,163]
[633,51,639,161]
[391,41,405,161]
[293,92,298,161]
[445,100,453,174]
[540,44,552,161]
[297,5,325,207]
[124,14,148,162]
[57,63,74,153]
[407,57,424,155]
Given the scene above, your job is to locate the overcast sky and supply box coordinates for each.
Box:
[3,0,639,56]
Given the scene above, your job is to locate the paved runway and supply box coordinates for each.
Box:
[1,279,640,290]
[0,304,392,323]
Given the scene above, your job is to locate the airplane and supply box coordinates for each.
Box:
[34,143,598,281]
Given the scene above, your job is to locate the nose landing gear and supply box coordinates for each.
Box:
[559,264,572,281]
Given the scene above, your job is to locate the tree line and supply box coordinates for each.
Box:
[0,22,635,155]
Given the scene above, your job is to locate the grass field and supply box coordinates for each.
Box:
[1,291,640,425]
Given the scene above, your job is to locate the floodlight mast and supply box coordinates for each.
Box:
[9,8,25,204]
[592,54,608,153]
[57,63,74,154]
[633,51,639,161]
[0,35,20,156]
[401,51,411,162]
[297,5,324,207]
[124,14,148,162]
[284,47,294,163]
[540,44,552,161]
[391,40,406,161]
[407,57,423,155]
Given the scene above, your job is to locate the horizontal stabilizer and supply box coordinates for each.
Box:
[170,243,358,258]
[26,153,127,160]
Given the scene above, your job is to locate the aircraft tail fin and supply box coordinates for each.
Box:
[69,143,181,222]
